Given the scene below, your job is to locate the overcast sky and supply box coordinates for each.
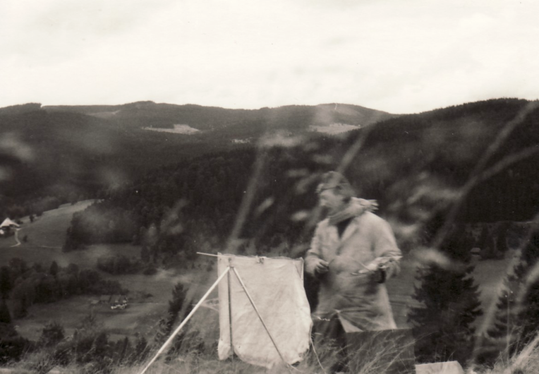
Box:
[1,0,538,114]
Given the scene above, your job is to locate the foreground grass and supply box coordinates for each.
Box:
[6,321,539,374]
[475,334,539,374]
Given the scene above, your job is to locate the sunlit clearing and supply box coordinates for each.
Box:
[98,167,130,190]
[0,132,34,162]
[258,132,305,148]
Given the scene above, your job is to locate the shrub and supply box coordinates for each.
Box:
[96,255,143,275]
[0,323,29,364]
[39,321,65,347]
[143,265,157,276]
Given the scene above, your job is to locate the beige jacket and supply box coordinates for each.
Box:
[305,211,401,331]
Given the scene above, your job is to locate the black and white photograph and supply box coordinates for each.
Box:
[1,1,539,373]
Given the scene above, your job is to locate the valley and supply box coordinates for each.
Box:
[0,202,212,344]
[0,199,517,344]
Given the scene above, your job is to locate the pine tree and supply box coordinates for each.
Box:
[168,282,189,317]
[495,222,510,254]
[0,299,11,324]
[487,277,517,341]
[0,267,11,300]
[409,225,483,364]
[13,295,28,319]
[49,261,59,278]
[39,321,65,347]
[140,245,150,263]
[478,225,493,258]
[511,225,539,351]
[154,282,189,346]
[117,336,131,364]
[133,335,148,363]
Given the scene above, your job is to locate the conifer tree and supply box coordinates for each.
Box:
[154,282,190,346]
[0,266,11,300]
[511,225,539,350]
[409,224,483,364]
[39,321,65,347]
[487,277,517,342]
[49,261,59,278]
[0,299,11,324]
[133,335,148,363]
[481,225,537,360]
[495,222,510,254]
[140,245,150,263]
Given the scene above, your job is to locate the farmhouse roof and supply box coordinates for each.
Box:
[1,218,20,228]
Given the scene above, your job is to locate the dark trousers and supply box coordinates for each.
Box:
[312,317,415,374]
[312,316,348,373]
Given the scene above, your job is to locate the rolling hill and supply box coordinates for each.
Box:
[0,102,395,218]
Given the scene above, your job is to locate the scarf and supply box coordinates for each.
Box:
[328,198,378,226]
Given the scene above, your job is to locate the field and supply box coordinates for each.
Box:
[0,202,219,343]
[1,202,515,346]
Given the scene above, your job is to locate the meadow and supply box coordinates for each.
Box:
[0,202,215,344]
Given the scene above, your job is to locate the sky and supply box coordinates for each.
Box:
[1,0,538,114]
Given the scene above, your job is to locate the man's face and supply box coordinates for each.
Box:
[318,188,347,215]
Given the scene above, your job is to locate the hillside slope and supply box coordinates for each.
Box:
[0,102,394,218]
[77,98,539,235]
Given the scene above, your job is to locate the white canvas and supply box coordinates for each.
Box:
[217,254,312,368]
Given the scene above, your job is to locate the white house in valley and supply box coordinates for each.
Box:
[0,218,20,237]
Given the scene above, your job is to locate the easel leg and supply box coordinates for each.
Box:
[227,258,234,354]
[139,266,231,374]
[231,267,290,369]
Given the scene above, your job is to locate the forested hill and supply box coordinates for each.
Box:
[43,101,394,132]
[0,102,392,218]
[64,98,539,262]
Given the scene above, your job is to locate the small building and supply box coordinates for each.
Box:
[471,247,481,255]
[0,218,20,237]
[471,247,482,262]
[110,295,128,310]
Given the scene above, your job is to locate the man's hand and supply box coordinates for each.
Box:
[313,258,329,275]
[372,267,387,283]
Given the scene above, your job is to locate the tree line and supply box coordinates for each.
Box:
[0,258,126,319]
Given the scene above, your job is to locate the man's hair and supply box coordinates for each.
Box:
[316,171,355,202]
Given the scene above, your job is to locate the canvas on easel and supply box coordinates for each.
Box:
[217,254,312,369]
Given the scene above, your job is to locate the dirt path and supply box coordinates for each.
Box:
[10,229,21,247]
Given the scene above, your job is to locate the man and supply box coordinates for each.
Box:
[305,171,402,372]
